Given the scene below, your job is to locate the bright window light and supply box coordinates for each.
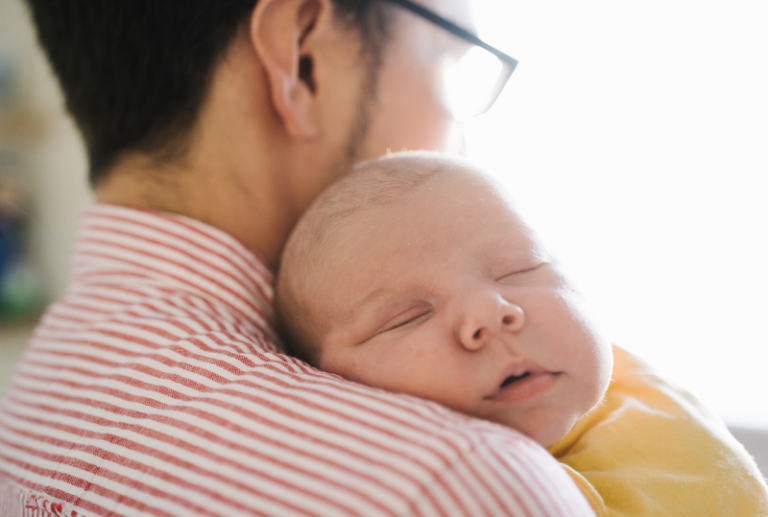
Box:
[443,47,503,120]
[466,0,768,428]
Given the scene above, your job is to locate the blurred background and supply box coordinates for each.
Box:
[0,0,765,470]
[0,0,90,389]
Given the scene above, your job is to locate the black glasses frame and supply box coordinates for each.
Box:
[380,0,518,116]
[240,0,519,116]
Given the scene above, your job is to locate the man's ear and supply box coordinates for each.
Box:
[250,0,331,139]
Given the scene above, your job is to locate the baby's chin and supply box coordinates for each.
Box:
[490,409,582,448]
[529,421,575,448]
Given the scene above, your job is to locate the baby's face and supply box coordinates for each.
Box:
[310,171,613,447]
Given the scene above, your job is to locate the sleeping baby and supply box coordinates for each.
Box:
[275,152,768,516]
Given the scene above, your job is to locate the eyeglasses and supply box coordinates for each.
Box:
[380,0,518,120]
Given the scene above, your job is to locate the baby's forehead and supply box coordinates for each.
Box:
[344,160,505,212]
[316,160,518,247]
[284,154,516,275]
[276,154,530,348]
[333,178,523,260]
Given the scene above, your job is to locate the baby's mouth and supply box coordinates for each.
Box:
[500,372,531,388]
[488,367,558,404]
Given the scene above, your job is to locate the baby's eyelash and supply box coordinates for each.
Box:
[376,307,433,334]
[495,262,546,282]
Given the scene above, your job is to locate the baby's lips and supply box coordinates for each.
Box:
[486,359,548,398]
[486,371,560,405]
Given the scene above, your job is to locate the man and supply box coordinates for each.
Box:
[0,1,596,515]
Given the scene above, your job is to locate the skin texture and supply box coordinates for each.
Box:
[95,0,466,267]
[289,158,614,447]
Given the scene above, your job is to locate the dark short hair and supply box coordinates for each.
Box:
[24,0,390,185]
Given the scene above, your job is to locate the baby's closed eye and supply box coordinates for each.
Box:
[495,262,548,284]
[376,305,434,335]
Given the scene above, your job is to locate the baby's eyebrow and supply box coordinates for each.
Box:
[344,287,395,325]
[353,287,423,325]
[337,288,407,342]
[357,287,390,309]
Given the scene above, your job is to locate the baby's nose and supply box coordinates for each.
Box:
[458,291,525,351]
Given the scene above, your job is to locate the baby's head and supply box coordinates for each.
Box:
[276,152,612,447]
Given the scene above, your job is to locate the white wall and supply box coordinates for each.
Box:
[466,0,768,428]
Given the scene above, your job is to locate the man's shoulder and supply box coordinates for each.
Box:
[1,306,595,517]
[0,202,595,516]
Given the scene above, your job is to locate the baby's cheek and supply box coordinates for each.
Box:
[596,342,614,396]
[580,340,613,412]
[318,340,418,393]
[558,291,613,402]
[316,345,371,383]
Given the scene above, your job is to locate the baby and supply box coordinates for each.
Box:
[275,152,768,515]
[277,152,612,448]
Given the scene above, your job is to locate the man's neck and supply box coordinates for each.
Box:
[93,25,369,269]
[95,149,296,269]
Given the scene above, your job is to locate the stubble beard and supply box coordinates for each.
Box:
[340,51,381,171]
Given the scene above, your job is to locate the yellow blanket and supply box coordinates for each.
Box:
[549,346,768,517]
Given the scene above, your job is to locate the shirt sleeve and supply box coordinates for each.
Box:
[407,430,597,517]
[0,330,596,517]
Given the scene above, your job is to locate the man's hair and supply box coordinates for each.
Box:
[275,152,468,362]
[24,0,391,185]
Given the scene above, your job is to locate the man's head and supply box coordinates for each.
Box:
[25,0,475,265]
[24,0,393,184]
[276,153,613,446]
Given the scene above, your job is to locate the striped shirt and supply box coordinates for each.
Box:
[0,205,594,517]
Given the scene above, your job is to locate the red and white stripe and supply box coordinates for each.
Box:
[0,205,594,517]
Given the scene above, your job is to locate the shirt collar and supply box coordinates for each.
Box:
[72,205,277,339]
